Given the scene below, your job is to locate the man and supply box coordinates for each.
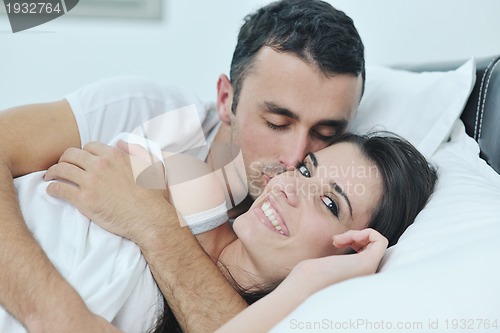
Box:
[0,0,364,331]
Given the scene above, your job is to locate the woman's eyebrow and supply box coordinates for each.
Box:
[330,181,353,217]
[307,152,318,167]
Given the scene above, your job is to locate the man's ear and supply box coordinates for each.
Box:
[216,74,234,125]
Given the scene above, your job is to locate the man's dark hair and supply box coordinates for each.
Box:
[230,0,365,113]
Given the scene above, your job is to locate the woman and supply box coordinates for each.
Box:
[148,132,437,332]
[4,131,436,333]
[217,228,391,333]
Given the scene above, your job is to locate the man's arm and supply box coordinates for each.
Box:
[138,204,249,332]
[0,102,119,332]
[44,141,250,332]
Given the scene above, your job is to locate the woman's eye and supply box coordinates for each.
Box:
[296,162,310,178]
[321,195,339,218]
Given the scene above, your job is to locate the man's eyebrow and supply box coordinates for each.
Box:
[262,101,299,120]
[262,102,349,131]
[330,181,353,217]
[315,119,349,132]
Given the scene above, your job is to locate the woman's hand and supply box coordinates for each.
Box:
[285,228,388,296]
[44,140,172,244]
[217,229,388,333]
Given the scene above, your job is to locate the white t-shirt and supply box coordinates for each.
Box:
[67,76,220,160]
[0,77,222,333]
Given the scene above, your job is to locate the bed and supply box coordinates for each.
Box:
[270,55,500,332]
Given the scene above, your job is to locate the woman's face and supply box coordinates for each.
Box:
[231,141,383,284]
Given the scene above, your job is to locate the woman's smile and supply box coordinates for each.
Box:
[253,195,290,237]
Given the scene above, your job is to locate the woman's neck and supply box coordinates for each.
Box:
[216,238,271,291]
[194,223,266,290]
[195,222,237,263]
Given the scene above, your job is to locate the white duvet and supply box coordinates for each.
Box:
[0,135,164,333]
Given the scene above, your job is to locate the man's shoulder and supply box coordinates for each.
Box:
[65,75,215,122]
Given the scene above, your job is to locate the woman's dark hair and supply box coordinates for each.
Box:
[230,0,365,113]
[149,132,438,332]
[333,132,438,247]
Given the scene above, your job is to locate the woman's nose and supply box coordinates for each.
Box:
[266,172,303,207]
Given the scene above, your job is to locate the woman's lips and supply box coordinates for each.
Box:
[253,196,289,237]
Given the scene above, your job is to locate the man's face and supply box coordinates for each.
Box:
[217,47,363,199]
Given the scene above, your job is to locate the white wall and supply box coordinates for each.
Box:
[1,0,500,110]
[327,0,500,65]
[0,0,255,109]
[248,0,500,65]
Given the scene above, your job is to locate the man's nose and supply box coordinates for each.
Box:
[278,132,311,171]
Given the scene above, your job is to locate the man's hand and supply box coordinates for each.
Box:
[0,101,125,332]
[44,140,249,332]
[44,141,169,243]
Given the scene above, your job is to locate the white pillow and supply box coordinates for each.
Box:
[271,120,500,332]
[350,59,476,157]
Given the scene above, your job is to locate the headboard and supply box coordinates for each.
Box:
[404,55,500,174]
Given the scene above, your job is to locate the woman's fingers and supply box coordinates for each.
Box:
[333,228,388,254]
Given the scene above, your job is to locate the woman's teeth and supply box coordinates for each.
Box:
[261,201,284,235]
